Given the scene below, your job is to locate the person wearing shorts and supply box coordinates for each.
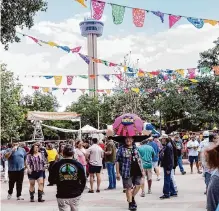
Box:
[187,135,201,174]
[26,144,46,202]
[138,139,155,196]
[86,138,104,193]
[116,137,143,211]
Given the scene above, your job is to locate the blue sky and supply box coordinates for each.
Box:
[35,0,219,37]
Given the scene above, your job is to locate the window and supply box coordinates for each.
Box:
[85,26,98,31]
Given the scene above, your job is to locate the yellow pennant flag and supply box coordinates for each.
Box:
[47,41,58,47]
[75,0,87,7]
[176,69,185,77]
[204,19,218,26]
[54,76,62,86]
[137,71,145,77]
[105,89,111,95]
[123,66,127,72]
[190,79,198,83]
[131,88,140,93]
[42,87,49,93]
[184,87,189,90]
[147,72,153,78]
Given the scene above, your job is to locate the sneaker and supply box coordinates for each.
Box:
[182,171,186,175]
[129,202,136,211]
[160,195,170,200]
[140,192,145,197]
[156,177,161,181]
[170,193,178,197]
[17,196,24,200]
[132,197,137,208]
[148,190,152,194]
[7,194,12,200]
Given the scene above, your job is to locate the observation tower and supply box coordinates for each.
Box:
[79,18,104,97]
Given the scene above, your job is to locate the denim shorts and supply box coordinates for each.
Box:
[188,156,198,164]
[28,170,44,180]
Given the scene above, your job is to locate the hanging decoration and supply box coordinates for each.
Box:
[92,0,106,20]
[169,15,181,28]
[187,68,196,79]
[187,18,204,29]
[213,66,219,75]
[89,0,219,29]
[152,11,164,23]
[54,76,63,86]
[75,0,87,7]
[111,4,126,25]
[132,8,146,27]
[17,32,82,54]
[78,53,90,64]
[67,76,74,85]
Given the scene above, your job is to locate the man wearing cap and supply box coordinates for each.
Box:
[174,134,186,175]
[49,144,86,211]
[159,134,177,199]
[116,137,144,210]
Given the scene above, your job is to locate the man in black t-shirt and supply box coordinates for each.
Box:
[49,145,86,211]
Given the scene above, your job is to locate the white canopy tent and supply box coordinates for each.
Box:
[79,125,106,134]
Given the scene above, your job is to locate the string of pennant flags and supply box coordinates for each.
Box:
[25,83,203,95]
[76,0,219,29]
[18,33,219,79]
[17,32,82,54]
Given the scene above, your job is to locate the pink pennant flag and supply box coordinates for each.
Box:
[97,89,104,93]
[28,36,41,46]
[109,62,117,67]
[133,8,146,27]
[92,0,106,20]
[187,68,196,79]
[80,89,86,94]
[62,88,68,93]
[32,86,39,90]
[71,46,82,53]
[67,76,74,85]
[115,73,123,81]
[169,15,181,28]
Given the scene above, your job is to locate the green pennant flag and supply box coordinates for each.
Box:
[79,75,88,79]
[111,4,125,25]
[102,60,108,66]
[199,67,211,74]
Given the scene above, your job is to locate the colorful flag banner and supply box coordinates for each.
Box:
[92,0,106,20]
[42,87,50,93]
[152,11,164,23]
[213,66,219,75]
[67,76,74,85]
[133,8,146,27]
[78,53,90,64]
[111,4,126,25]
[75,0,87,7]
[87,1,219,29]
[187,18,204,29]
[54,76,62,86]
[169,15,181,28]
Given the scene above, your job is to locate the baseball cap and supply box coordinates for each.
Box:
[159,134,168,139]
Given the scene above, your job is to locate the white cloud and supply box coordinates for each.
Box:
[1,14,219,111]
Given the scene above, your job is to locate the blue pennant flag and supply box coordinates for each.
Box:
[52,88,58,91]
[78,53,90,64]
[70,88,77,93]
[44,76,53,79]
[152,11,164,23]
[58,46,71,53]
[103,75,110,81]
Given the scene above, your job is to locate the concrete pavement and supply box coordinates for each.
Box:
[1,165,207,211]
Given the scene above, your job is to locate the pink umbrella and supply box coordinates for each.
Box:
[113,113,143,136]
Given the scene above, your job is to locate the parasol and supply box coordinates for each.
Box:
[113,113,143,136]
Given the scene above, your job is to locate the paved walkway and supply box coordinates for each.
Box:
[1,165,206,211]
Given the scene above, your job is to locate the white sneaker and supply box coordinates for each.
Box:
[7,194,12,200]
[156,177,161,181]
[17,196,24,200]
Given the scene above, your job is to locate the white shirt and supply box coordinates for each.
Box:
[86,144,104,166]
[187,140,199,156]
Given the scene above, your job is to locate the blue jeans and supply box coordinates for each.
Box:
[204,172,211,189]
[106,162,116,189]
[163,168,176,197]
[177,155,184,173]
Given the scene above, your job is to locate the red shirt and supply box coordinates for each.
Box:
[99,144,105,150]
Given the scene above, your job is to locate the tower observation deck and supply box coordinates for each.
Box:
[79,18,104,97]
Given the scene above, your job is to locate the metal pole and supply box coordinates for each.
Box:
[159,111,162,134]
[97,111,100,130]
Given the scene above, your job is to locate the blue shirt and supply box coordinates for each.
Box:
[148,141,159,162]
[6,147,26,171]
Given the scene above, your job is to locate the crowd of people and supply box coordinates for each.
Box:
[0,130,219,211]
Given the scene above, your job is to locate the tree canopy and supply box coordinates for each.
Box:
[1,0,47,49]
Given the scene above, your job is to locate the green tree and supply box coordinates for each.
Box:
[1,0,47,49]
[1,64,24,142]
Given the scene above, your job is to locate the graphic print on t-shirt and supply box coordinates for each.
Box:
[59,163,78,181]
